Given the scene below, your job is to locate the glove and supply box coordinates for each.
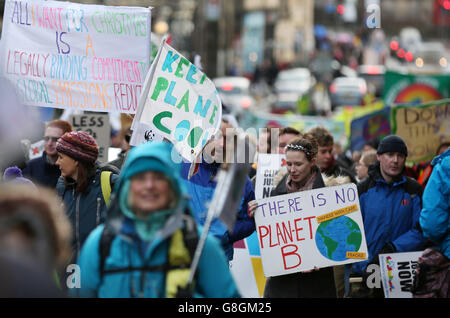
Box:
[361,241,396,281]
[362,242,396,282]
[372,242,396,265]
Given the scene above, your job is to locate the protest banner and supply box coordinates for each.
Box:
[255,154,286,200]
[0,0,151,113]
[379,251,422,298]
[69,113,110,162]
[333,101,385,144]
[135,40,222,161]
[29,139,45,160]
[391,99,450,163]
[254,183,368,277]
[349,107,390,151]
[129,122,164,146]
[383,70,450,107]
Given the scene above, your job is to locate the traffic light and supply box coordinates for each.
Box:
[433,0,450,26]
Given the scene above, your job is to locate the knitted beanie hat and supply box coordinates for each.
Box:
[377,135,408,157]
[2,166,36,188]
[56,131,99,164]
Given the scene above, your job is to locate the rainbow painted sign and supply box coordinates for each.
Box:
[383,71,450,107]
[379,251,422,298]
[0,0,151,113]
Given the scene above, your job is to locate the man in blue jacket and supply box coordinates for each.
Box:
[350,135,427,297]
[181,120,256,261]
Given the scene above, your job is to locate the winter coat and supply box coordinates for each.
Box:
[76,142,240,298]
[352,162,427,275]
[56,168,118,260]
[107,149,128,171]
[323,160,357,184]
[419,148,450,259]
[180,160,256,260]
[263,166,337,298]
[23,152,61,188]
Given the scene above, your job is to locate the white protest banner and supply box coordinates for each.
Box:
[254,183,368,277]
[69,113,110,162]
[0,0,151,113]
[29,139,45,160]
[255,154,286,200]
[379,251,422,298]
[136,41,222,161]
[129,121,164,146]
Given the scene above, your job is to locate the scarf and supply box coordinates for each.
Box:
[285,169,317,194]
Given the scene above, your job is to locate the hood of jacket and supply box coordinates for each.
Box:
[431,148,450,167]
[114,141,189,241]
[116,141,186,196]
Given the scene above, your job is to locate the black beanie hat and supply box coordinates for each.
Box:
[377,135,408,156]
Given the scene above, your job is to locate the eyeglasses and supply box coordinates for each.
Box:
[44,136,59,142]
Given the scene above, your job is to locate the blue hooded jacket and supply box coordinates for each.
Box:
[76,142,240,298]
[180,160,256,260]
[352,162,427,274]
[420,148,450,259]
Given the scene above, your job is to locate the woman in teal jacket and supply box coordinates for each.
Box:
[55,131,119,262]
[76,141,240,298]
[420,148,450,259]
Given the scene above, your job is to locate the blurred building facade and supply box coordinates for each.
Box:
[0,0,448,77]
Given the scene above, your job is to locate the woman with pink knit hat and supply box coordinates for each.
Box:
[55,131,119,262]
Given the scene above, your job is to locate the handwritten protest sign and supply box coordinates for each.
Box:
[69,113,110,162]
[0,0,151,113]
[255,154,286,200]
[136,40,222,161]
[254,183,368,277]
[129,122,164,146]
[391,99,450,163]
[379,251,422,298]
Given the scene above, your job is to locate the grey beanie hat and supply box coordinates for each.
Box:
[377,135,408,156]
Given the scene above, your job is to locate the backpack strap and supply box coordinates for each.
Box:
[100,171,113,206]
[180,214,198,261]
[166,215,199,298]
[99,225,116,281]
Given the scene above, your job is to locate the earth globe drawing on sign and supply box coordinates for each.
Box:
[315,216,362,261]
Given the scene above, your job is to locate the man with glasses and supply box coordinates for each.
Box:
[23,119,72,188]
